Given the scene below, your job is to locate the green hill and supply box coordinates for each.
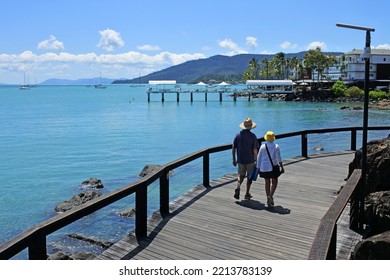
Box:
[113,52,342,84]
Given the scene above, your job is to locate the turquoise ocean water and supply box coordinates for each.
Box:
[0,84,389,258]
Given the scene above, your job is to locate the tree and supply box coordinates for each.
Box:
[242,70,255,81]
[271,52,286,79]
[248,57,260,80]
[289,56,301,80]
[304,47,337,83]
[260,58,271,79]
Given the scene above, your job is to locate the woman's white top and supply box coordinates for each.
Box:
[256,142,282,172]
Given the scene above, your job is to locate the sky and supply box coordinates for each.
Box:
[1,0,390,84]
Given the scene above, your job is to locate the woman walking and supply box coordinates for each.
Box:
[257,131,284,207]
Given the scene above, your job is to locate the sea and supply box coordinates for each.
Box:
[0,84,389,258]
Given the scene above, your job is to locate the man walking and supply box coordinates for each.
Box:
[232,117,259,200]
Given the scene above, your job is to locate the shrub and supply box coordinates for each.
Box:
[331,81,347,97]
[369,90,390,100]
[345,86,363,98]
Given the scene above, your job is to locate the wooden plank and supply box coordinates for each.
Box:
[96,151,359,260]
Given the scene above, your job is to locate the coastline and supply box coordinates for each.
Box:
[242,90,390,110]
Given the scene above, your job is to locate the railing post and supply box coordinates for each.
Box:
[29,233,47,260]
[327,225,337,260]
[160,170,170,217]
[135,186,147,238]
[351,129,357,151]
[203,152,210,187]
[301,133,308,157]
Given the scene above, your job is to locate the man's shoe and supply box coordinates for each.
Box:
[244,193,252,199]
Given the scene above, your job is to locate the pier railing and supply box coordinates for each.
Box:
[1,126,389,260]
[308,169,362,259]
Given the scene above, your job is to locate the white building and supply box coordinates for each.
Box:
[311,49,390,84]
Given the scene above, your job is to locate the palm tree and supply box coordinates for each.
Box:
[289,56,301,80]
[271,52,286,79]
[248,57,260,79]
[242,70,255,81]
[260,58,271,79]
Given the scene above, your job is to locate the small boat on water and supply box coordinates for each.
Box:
[19,85,31,90]
[94,84,107,89]
[19,72,31,90]
[94,72,107,89]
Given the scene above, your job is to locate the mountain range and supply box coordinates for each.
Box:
[40,51,343,85]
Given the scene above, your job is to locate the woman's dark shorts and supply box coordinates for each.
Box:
[259,171,275,179]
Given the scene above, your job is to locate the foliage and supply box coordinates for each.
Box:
[248,58,260,79]
[369,90,390,100]
[242,53,303,82]
[304,47,337,81]
[345,86,363,98]
[331,81,347,97]
[271,52,286,79]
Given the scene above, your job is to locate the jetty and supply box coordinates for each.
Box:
[146,80,294,102]
[1,126,389,260]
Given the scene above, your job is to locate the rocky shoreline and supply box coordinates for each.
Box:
[238,90,390,110]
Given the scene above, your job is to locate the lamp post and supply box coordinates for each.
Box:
[336,23,375,230]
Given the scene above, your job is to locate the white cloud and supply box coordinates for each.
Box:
[246,36,258,49]
[0,50,206,82]
[280,41,298,50]
[37,35,64,50]
[306,41,327,51]
[137,44,161,51]
[97,29,125,51]
[376,44,390,50]
[218,39,247,55]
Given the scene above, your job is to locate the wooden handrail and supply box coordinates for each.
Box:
[308,169,362,259]
[1,126,389,259]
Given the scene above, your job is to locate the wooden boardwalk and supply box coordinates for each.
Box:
[95,150,361,260]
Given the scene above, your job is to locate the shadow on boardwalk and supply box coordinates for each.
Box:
[96,151,361,260]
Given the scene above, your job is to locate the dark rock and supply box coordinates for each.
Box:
[364,191,390,235]
[47,251,96,260]
[349,136,390,194]
[47,251,71,260]
[353,230,390,259]
[55,190,102,212]
[139,164,162,177]
[80,177,104,189]
[119,208,136,217]
[67,233,113,249]
[69,252,96,260]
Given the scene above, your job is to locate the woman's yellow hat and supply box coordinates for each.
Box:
[264,131,275,142]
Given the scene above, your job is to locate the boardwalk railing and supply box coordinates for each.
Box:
[308,169,362,260]
[1,126,389,260]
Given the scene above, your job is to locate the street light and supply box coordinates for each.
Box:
[336,23,375,230]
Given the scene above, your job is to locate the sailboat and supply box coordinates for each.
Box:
[94,73,107,89]
[129,73,145,87]
[19,72,30,90]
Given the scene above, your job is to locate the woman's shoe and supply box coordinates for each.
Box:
[234,188,240,199]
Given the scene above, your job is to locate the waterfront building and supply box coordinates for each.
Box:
[310,49,390,89]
